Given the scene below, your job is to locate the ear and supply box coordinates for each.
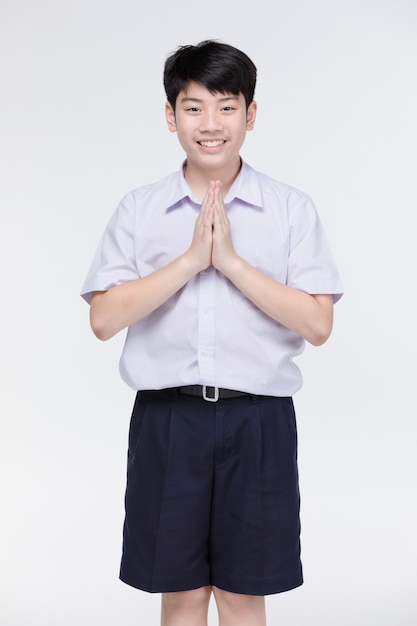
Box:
[165,101,177,132]
[246,100,257,131]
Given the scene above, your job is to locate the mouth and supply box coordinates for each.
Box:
[197,140,225,148]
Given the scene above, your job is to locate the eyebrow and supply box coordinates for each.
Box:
[179,95,240,104]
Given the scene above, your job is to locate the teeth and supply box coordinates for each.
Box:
[199,140,224,147]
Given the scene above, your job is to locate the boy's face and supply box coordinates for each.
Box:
[165,81,256,176]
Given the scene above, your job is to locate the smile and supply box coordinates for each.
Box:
[198,140,225,147]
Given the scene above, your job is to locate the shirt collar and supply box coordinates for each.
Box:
[165,160,263,209]
[224,161,263,207]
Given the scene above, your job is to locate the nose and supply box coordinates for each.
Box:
[198,111,223,133]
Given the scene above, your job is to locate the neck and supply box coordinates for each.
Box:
[184,158,242,201]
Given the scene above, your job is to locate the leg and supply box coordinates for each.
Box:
[161,586,212,626]
[213,587,266,626]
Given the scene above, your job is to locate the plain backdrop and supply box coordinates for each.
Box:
[1,0,416,624]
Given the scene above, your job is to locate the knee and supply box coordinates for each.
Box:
[162,585,212,613]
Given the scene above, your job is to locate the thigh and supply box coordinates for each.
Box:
[120,390,217,593]
[210,396,303,596]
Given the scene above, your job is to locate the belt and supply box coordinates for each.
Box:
[178,385,249,402]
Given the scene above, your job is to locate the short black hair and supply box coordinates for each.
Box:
[163,40,257,110]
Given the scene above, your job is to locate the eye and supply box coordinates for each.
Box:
[186,107,201,113]
[221,106,235,112]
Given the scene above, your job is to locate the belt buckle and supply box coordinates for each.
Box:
[202,385,219,402]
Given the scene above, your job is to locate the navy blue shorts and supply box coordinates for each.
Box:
[119,389,303,596]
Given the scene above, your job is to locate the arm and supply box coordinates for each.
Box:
[216,256,333,345]
[90,184,216,341]
[211,182,334,346]
[90,255,196,341]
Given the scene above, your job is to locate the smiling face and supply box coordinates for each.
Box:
[166,81,256,184]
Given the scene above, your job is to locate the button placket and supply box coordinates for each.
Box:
[197,268,216,382]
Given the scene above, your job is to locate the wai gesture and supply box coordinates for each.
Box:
[188,180,237,275]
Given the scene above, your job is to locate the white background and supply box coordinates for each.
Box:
[1,0,416,624]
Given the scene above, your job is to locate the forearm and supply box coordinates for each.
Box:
[90,252,199,341]
[222,254,334,346]
[90,188,217,341]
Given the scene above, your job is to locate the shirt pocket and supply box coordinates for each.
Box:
[233,234,289,285]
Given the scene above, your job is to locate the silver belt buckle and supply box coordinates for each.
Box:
[202,385,219,402]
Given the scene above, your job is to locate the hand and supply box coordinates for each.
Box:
[186,181,215,272]
[211,180,238,273]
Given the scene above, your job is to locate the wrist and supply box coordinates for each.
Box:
[215,251,242,279]
[180,249,210,277]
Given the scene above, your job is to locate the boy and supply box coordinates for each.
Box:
[81,40,343,626]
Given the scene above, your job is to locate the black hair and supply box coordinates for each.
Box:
[163,40,257,110]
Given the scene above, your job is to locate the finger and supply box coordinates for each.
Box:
[198,183,214,229]
[213,182,228,228]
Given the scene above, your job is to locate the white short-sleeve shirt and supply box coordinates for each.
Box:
[81,162,343,396]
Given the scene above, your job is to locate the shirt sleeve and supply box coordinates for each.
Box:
[286,192,343,302]
[80,194,138,304]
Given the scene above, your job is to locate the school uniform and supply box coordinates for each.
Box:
[81,161,343,595]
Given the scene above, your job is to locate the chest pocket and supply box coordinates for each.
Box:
[232,231,289,285]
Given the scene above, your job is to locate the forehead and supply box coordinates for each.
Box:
[177,81,243,104]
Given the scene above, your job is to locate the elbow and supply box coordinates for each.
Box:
[306,295,334,346]
[90,316,113,341]
[307,319,333,347]
[308,330,331,347]
[92,324,113,342]
[90,297,115,341]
